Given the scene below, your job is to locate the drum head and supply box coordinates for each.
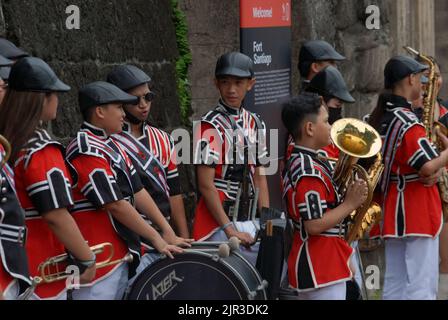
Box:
[127,251,254,300]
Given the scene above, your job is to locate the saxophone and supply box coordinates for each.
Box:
[404,46,448,222]
[330,118,384,244]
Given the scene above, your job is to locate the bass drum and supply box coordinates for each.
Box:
[126,243,267,300]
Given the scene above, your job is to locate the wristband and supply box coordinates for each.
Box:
[221,222,234,231]
[74,253,96,268]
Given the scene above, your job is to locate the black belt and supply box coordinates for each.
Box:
[292,219,346,238]
[390,173,420,183]
[0,223,27,245]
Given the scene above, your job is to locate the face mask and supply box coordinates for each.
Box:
[328,107,342,125]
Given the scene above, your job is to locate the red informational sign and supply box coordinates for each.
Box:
[240,0,291,209]
[240,0,291,28]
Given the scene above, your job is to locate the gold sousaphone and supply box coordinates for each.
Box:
[330,118,384,244]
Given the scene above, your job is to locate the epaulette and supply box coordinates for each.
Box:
[23,129,62,169]
[66,132,120,164]
[283,153,327,197]
[393,108,421,129]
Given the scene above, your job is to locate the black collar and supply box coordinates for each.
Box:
[81,121,108,139]
[122,121,132,133]
[384,94,412,111]
[122,120,147,138]
[291,145,319,158]
[217,99,242,116]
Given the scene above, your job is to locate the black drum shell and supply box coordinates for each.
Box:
[126,245,267,300]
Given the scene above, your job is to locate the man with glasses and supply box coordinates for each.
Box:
[106,65,190,244]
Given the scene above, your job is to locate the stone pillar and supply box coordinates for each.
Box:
[413,0,435,56]
[435,0,448,98]
[389,0,435,56]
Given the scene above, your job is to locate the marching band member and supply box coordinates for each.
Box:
[0,140,31,300]
[106,65,190,239]
[65,81,184,299]
[106,65,193,275]
[0,38,29,61]
[305,65,355,158]
[413,57,448,300]
[368,55,448,300]
[0,53,32,299]
[192,52,269,265]
[0,57,96,300]
[298,40,346,93]
[281,93,368,300]
[285,42,347,163]
[304,66,364,298]
[0,37,29,83]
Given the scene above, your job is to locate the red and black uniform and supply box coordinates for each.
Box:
[282,145,353,291]
[286,135,339,162]
[14,129,74,299]
[0,146,31,297]
[192,100,268,240]
[65,122,144,281]
[379,94,442,238]
[113,122,179,223]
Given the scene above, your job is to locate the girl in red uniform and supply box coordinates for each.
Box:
[0,57,96,299]
[369,55,448,299]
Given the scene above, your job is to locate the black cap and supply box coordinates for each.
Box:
[0,67,10,80]
[107,65,152,91]
[384,55,429,89]
[0,55,12,67]
[299,40,345,63]
[8,57,70,92]
[0,38,29,59]
[78,81,139,113]
[307,66,355,103]
[215,52,254,78]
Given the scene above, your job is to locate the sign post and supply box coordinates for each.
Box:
[240,0,291,208]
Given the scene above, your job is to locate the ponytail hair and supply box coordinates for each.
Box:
[368,89,392,131]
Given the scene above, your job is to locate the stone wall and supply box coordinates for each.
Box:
[0,0,198,221]
[0,0,182,140]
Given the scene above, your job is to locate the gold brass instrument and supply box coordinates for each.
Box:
[19,242,133,299]
[36,242,133,284]
[330,118,384,244]
[0,134,11,167]
[404,46,448,222]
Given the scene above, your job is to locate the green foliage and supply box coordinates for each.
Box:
[171,0,192,127]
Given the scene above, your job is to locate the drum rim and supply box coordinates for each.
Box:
[230,250,268,299]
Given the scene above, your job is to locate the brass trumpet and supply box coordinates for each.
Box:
[0,134,11,167]
[36,242,133,284]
